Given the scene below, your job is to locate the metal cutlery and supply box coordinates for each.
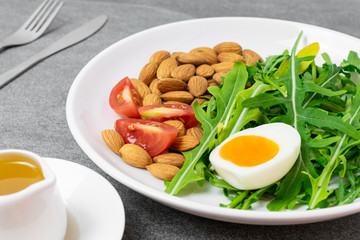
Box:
[0,15,108,88]
[0,0,63,52]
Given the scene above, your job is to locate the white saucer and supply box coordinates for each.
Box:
[44,158,125,240]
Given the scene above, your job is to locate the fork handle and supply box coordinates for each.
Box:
[0,15,107,89]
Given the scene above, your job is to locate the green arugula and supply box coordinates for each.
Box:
[243,32,360,210]
[164,31,360,211]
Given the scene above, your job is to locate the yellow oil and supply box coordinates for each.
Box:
[0,153,45,195]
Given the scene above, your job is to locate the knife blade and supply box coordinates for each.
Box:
[0,15,107,88]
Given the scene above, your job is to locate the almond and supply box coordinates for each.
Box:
[191,97,209,106]
[171,64,196,82]
[157,58,178,79]
[101,129,124,154]
[163,120,186,137]
[164,101,189,105]
[217,52,244,63]
[192,50,219,65]
[130,78,151,99]
[146,163,180,181]
[212,72,226,85]
[153,152,185,168]
[160,91,194,104]
[188,76,208,97]
[149,50,170,64]
[196,64,215,78]
[149,78,161,95]
[175,53,208,66]
[171,52,186,58]
[142,93,162,106]
[189,47,217,56]
[211,62,234,73]
[214,42,242,54]
[208,79,218,87]
[119,144,152,168]
[157,78,188,92]
[242,49,263,66]
[186,127,203,142]
[139,62,158,85]
[171,135,199,151]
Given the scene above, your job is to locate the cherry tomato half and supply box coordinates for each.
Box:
[138,104,199,129]
[109,77,142,118]
[115,118,178,157]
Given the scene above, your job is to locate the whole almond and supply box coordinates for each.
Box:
[163,120,186,137]
[218,52,244,63]
[149,78,161,95]
[146,163,180,181]
[130,78,151,99]
[171,64,196,82]
[196,64,215,78]
[211,62,234,73]
[157,78,188,92]
[191,97,209,106]
[242,49,263,66]
[150,50,170,64]
[153,152,185,168]
[186,127,203,142]
[208,79,218,87]
[157,58,178,79]
[171,135,200,151]
[160,91,194,104]
[192,50,219,65]
[175,53,208,66]
[101,129,124,154]
[190,47,217,56]
[142,93,162,106]
[188,76,208,97]
[139,62,158,85]
[212,72,226,85]
[171,52,186,58]
[214,42,242,54]
[119,144,153,168]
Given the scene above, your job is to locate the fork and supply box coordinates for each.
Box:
[0,0,63,52]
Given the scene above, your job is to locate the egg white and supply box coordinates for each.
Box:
[209,122,301,190]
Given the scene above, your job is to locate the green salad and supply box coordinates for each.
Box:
[165,32,360,211]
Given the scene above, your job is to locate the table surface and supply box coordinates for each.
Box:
[1,0,360,239]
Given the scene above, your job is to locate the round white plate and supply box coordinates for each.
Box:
[44,158,125,239]
[66,17,360,225]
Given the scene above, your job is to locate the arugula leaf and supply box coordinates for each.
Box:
[307,83,360,209]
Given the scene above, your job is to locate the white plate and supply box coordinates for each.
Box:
[44,158,125,239]
[66,17,360,225]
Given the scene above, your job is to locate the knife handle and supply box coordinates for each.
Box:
[0,51,50,88]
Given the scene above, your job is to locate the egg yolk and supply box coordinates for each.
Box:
[219,135,279,167]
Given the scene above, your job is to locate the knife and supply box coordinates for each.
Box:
[0,15,107,88]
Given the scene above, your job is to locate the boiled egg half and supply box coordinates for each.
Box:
[209,123,301,190]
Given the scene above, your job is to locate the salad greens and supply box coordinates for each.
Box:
[165,31,360,211]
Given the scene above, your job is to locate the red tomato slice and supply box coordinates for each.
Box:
[138,104,199,129]
[109,77,142,118]
[115,118,178,157]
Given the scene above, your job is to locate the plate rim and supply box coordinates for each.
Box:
[66,16,360,225]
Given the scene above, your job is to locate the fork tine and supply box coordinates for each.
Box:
[33,1,63,33]
[22,0,53,30]
[27,0,57,31]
